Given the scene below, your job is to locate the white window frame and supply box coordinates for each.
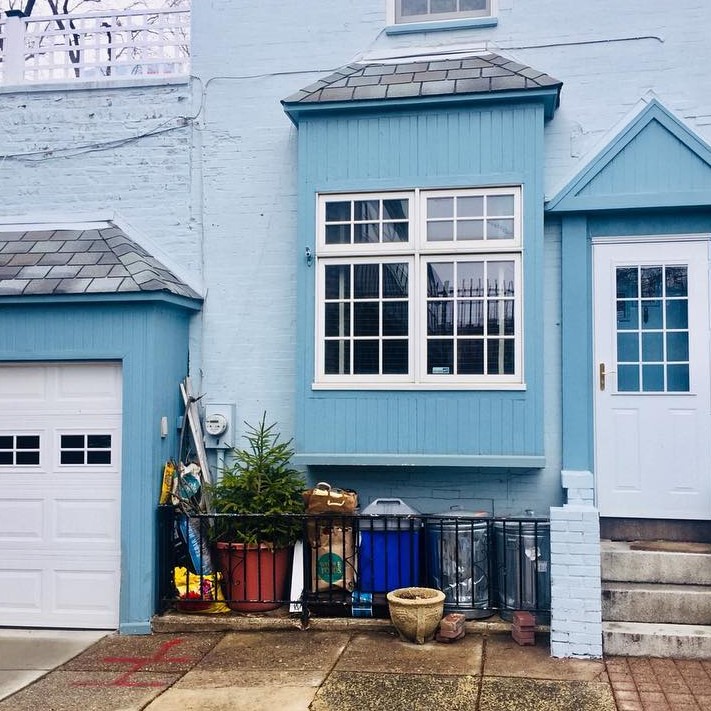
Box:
[388,0,495,25]
[314,187,524,390]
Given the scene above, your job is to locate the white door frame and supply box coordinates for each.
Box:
[592,235,711,519]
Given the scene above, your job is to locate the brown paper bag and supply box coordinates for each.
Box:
[310,526,357,592]
[303,482,358,515]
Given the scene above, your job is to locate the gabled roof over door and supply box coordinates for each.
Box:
[547,99,711,212]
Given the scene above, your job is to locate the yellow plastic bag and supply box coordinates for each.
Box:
[173,566,230,613]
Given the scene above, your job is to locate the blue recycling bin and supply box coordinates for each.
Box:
[358,498,422,593]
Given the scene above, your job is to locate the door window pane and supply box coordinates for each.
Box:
[642,364,664,392]
[617,364,640,392]
[617,301,639,330]
[666,300,688,329]
[641,333,663,362]
[615,264,689,393]
[641,267,662,297]
[617,333,639,362]
[666,266,688,296]
[666,332,689,362]
[616,268,638,298]
[667,364,690,392]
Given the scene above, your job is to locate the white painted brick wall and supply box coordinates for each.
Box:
[0,83,198,277]
[550,481,602,658]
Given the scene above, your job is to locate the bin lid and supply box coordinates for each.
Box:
[361,498,422,529]
[430,506,491,519]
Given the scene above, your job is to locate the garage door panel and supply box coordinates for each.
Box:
[0,567,42,614]
[0,499,44,542]
[56,363,122,408]
[54,499,120,545]
[0,367,48,407]
[0,362,121,629]
[54,566,120,617]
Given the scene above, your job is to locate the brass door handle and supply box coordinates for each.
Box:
[599,363,616,391]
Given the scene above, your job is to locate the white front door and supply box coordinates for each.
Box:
[593,238,711,519]
[0,362,122,628]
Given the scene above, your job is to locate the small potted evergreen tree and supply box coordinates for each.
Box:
[210,414,304,611]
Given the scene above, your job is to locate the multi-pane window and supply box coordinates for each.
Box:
[616,264,690,393]
[316,188,522,388]
[395,0,492,24]
[60,434,112,465]
[0,435,40,465]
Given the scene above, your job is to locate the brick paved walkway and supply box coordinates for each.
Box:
[607,657,711,710]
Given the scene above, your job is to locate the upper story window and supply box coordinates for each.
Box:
[315,187,523,389]
[394,0,492,24]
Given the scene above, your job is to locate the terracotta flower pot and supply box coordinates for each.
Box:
[216,541,291,612]
[386,587,445,644]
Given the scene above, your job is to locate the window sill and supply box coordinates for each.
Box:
[385,16,498,35]
[311,381,526,391]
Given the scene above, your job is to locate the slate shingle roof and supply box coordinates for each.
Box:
[283,52,562,105]
[0,225,200,299]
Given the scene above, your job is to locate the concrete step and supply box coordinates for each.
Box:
[603,621,711,659]
[601,540,711,585]
[602,581,711,625]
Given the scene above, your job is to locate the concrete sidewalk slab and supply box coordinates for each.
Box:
[0,629,107,702]
[334,629,483,675]
[145,685,318,711]
[479,677,616,711]
[0,670,178,711]
[484,634,608,681]
[311,671,480,711]
[60,632,222,672]
[196,630,350,671]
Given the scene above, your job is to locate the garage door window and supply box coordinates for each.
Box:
[0,435,40,465]
[60,434,112,465]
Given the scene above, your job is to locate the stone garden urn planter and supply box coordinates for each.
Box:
[386,587,445,644]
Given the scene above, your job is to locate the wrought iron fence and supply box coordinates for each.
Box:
[157,505,551,625]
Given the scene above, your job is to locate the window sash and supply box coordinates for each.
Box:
[419,254,522,383]
[394,0,492,24]
[317,256,415,383]
[315,188,523,386]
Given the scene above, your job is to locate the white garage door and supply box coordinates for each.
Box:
[0,362,122,629]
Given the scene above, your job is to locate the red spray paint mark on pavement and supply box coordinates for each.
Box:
[72,638,195,688]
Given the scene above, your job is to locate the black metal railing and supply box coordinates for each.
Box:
[157,506,551,625]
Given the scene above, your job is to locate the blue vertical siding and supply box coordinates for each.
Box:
[559,209,711,473]
[295,102,546,460]
[0,296,197,633]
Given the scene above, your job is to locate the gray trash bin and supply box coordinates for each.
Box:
[427,508,494,619]
[494,515,550,624]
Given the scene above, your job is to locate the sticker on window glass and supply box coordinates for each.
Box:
[432,366,450,374]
